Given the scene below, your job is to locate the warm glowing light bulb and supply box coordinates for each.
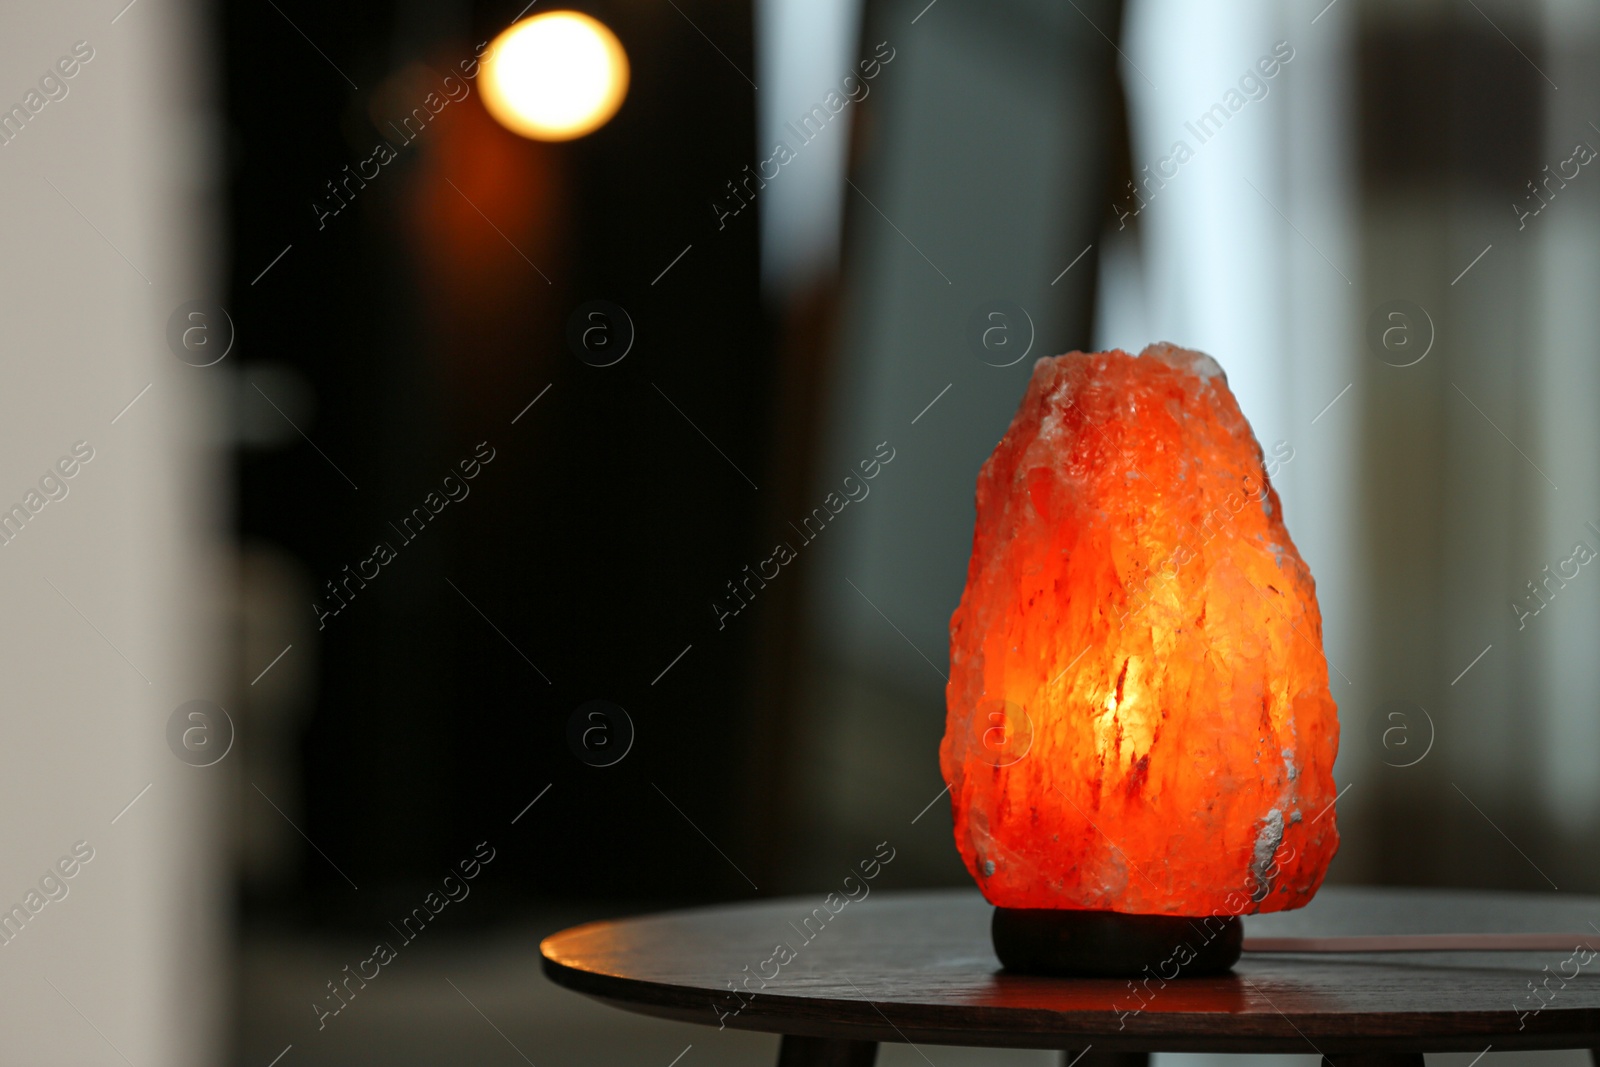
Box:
[480,12,629,141]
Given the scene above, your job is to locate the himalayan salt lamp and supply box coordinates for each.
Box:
[941,343,1339,977]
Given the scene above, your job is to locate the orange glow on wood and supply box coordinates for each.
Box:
[940,345,1339,916]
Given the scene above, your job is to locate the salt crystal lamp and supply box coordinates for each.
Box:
[941,344,1339,977]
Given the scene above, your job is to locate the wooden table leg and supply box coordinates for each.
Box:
[1321,1057,1425,1067]
[777,1035,878,1067]
[1062,1053,1148,1067]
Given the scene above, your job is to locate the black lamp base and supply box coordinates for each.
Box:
[992,907,1242,978]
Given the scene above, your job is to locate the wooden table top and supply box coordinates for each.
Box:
[540,886,1600,1054]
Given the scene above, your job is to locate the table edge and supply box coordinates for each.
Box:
[539,945,1600,1053]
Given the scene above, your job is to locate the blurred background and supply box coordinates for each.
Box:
[1,0,1596,1063]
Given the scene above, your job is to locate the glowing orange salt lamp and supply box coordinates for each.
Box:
[941,344,1339,976]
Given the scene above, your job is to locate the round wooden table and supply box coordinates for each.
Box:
[541,886,1600,1067]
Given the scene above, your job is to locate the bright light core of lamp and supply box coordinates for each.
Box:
[481,12,629,141]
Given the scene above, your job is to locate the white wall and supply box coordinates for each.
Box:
[754,0,863,297]
[1532,0,1600,829]
[0,0,227,1063]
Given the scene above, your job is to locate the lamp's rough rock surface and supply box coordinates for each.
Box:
[941,345,1339,915]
